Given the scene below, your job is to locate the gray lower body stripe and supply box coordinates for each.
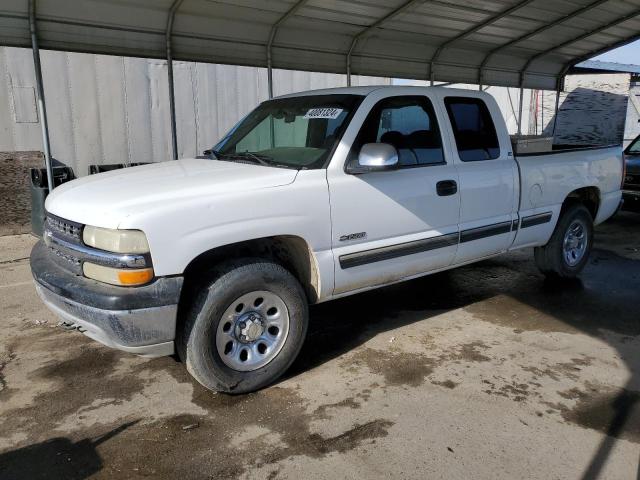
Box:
[460,221,512,243]
[339,213,547,269]
[521,212,552,228]
[339,233,459,269]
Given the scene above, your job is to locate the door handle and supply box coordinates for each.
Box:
[436,180,457,196]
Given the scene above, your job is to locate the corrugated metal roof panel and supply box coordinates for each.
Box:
[0,0,638,90]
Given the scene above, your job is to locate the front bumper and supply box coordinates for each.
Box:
[31,241,183,357]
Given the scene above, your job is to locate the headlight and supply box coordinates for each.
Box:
[83,226,150,253]
[83,263,154,286]
[82,226,153,286]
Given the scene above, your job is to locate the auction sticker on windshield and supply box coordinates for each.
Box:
[304,108,344,119]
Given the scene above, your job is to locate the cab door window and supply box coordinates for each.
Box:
[351,96,445,167]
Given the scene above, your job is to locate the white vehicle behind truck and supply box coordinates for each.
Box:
[31,86,623,393]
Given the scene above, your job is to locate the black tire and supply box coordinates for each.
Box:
[177,258,308,394]
[534,203,593,278]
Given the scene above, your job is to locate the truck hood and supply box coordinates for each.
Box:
[45,158,299,228]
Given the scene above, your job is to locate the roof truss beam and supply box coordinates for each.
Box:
[522,7,640,80]
[429,0,536,82]
[565,33,640,76]
[267,0,310,97]
[478,0,610,84]
[346,0,424,84]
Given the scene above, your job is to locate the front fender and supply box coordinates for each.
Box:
[118,170,335,298]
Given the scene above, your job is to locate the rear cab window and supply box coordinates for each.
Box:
[444,97,500,162]
[349,95,445,168]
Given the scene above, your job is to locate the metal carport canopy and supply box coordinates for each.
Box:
[2,0,640,91]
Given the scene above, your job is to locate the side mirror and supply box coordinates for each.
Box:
[347,143,399,174]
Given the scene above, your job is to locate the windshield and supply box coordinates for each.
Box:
[627,135,640,155]
[213,94,363,169]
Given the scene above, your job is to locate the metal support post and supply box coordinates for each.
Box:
[517,87,525,135]
[166,0,184,160]
[29,0,54,192]
[551,78,562,137]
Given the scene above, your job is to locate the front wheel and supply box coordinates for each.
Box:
[534,203,593,278]
[177,258,308,394]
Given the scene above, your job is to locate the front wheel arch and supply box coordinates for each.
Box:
[180,235,321,305]
[176,257,309,394]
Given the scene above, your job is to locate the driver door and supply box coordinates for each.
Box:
[327,93,461,295]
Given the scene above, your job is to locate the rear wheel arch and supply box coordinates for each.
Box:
[535,203,593,278]
[563,186,600,219]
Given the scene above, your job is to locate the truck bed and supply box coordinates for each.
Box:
[512,144,623,249]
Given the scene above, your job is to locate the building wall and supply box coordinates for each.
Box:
[2,46,540,177]
[2,46,637,173]
[0,47,389,176]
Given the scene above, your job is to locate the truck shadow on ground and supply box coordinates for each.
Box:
[289,211,640,479]
[0,421,137,480]
[294,214,640,373]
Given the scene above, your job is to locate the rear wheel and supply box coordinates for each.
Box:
[177,258,308,394]
[534,203,593,278]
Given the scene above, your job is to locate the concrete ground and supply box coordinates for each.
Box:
[1,213,639,480]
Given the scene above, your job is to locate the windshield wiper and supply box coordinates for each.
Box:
[203,149,268,165]
[205,149,296,169]
[232,151,271,166]
[203,149,224,159]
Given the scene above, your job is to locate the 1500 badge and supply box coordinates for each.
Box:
[339,232,367,242]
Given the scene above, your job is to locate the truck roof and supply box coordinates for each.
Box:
[275,85,489,99]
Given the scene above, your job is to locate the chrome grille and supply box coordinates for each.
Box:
[44,214,84,275]
[45,214,83,243]
[49,243,82,270]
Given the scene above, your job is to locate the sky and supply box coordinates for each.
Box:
[591,39,640,65]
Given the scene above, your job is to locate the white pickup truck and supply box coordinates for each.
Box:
[31,86,623,393]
